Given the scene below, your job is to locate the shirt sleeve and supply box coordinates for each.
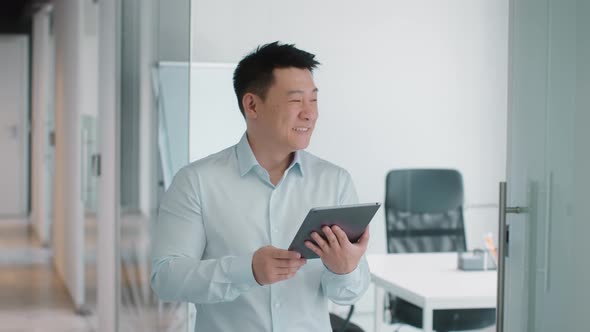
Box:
[150,167,259,304]
[321,168,371,305]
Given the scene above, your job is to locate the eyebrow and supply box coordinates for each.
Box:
[286,88,319,96]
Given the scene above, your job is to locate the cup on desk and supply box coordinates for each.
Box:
[457,249,497,271]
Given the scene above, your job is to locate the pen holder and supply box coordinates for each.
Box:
[457,249,497,271]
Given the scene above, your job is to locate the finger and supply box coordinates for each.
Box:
[273,249,302,260]
[331,225,350,245]
[305,240,323,257]
[275,266,302,275]
[310,232,329,250]
[276,272,296,282]
[356,227,370,246]
[275,259,307,269]
[323,226,341,248]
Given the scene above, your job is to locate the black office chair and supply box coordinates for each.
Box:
[384,169,496,332]
[330,306,364,332]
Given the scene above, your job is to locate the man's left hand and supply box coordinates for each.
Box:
[304,225,369,275]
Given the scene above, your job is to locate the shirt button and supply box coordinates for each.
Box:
[274,302,281,308]
[272,228,278,233]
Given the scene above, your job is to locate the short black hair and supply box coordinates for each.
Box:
[233,41,320,117]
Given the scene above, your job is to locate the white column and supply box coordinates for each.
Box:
[138,0,158,217]
[52,0,85,312]
[374,285,384,332]
[97,0,120,331]
[31,4,53,246]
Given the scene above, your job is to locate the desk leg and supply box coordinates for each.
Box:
[374,285,384,332]
[422,304,433,332]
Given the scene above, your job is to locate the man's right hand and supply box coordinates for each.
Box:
[252,246,307,285]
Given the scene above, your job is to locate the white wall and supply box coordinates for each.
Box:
[189,63,245,162]
[0,36,29,217]
[190,0,508,314]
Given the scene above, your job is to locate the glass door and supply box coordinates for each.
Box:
[499,0,590,331]
[118,0,192,330]
[97,0,192,331]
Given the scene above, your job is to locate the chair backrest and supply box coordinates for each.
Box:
[385,169,467,253]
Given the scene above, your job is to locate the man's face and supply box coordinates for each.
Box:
[255,67,318,153]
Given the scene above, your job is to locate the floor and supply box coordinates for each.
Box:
[0,217,495,332]
[0,216,186,332]
[0,219,93,332]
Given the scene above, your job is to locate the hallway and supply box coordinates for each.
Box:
[0,215,189,332]
[0,219,94,332]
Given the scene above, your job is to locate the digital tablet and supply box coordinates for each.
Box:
[288,202,381,259]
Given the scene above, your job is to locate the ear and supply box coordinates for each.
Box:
[242,93,259,120]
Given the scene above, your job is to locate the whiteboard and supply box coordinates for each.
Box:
[153,62,190,188]
[155,62,246,186]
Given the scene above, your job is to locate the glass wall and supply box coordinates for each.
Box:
[114,0,191,330]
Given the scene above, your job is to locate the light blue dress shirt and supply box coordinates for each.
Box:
[151,133,370,332]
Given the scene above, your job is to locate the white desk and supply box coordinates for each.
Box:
[368,253,496,332]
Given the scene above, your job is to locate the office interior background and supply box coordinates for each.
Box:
[0,0,588,331]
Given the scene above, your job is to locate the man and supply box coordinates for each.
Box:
[151,41,370,331]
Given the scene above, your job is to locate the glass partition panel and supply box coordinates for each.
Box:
[117,0,191,330]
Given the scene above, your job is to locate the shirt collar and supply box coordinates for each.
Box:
[289,149,305,177]
[236,132,304,178]
[236,133,259,176]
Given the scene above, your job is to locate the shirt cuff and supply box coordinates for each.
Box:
[322,262,363,287]
[227,254,259,289]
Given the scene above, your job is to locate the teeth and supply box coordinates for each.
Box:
[293,127,309,132]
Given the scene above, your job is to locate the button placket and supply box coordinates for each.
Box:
[269,190,276,245]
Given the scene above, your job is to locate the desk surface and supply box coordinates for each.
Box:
[368,253,497,310]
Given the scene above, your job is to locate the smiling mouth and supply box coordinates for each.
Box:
[293,127,310,132]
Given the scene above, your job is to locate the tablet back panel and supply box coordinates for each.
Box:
[288,203,381,259]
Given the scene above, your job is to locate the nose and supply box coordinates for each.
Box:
[300,101,318,121]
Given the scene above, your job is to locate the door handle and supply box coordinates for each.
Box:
[505,206,528,214]
[496,182,528,332]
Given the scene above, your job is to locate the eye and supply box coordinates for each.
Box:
[289,99,302,103]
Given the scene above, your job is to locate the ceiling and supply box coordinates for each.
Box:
[0,0,50,34]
